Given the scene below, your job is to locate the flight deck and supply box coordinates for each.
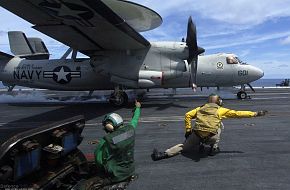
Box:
[0,88,289,190]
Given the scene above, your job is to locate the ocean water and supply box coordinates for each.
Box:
[251,79,289,87]
[0,79,288,89]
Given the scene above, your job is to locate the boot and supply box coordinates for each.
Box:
[209,146,220,156]
[151,149,169,161]
[199,144,205,153]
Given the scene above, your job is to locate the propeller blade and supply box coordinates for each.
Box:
[247,83,255,92]
[190,59,198,91]
[186,16,197,63]
[185,16,205,89]
[198,47,205,55]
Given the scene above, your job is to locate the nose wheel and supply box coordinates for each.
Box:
[237,91,247,99]
[109,91,128,107]
[237,83,255,99]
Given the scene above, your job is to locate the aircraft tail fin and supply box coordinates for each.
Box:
[8,31,49,60]
[27,37,50,56]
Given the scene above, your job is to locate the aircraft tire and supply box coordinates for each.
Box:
[109,91,128,107]
[237,91,247,99]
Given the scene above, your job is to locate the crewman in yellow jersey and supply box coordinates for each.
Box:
[151,94,267,161]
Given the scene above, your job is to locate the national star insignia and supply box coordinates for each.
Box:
[44,3,88,19]
[54,67,70,82]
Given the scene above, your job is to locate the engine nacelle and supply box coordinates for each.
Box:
[110,70,163,88]
[138,70,162,88]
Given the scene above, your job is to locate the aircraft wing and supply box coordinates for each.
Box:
[0,0,162,56]
[0,51,13,60]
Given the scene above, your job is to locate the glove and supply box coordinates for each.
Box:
[135,100,141,108]
[256,110,268,117]
[185,130,192,139]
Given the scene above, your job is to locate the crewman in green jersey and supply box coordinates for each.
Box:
[87,100,141,189]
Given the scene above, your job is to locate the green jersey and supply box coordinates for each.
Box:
[94,107,141,182]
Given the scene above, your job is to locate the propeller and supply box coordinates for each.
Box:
[186,16,205,91]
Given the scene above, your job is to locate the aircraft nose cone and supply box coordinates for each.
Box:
[248,66,264,82]
[254,67,264,80]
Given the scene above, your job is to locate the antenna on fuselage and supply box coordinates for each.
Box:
[71,49,77,60]
[61,48,72,60]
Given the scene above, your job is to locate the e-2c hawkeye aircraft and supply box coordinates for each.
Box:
[0,0,263,106]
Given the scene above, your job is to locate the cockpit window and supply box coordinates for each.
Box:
[235,57,247,64]
[226,56,239,64]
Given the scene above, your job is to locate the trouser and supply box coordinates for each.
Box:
[84,164,113,190]
[84,170,135,190]
[84,176,113,190]
[165,128,221,157]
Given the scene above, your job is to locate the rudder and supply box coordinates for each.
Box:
[8,31,49,60]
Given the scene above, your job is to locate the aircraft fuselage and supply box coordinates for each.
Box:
[0,42,263,91]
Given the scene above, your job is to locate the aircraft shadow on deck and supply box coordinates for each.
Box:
[141,102,190,110]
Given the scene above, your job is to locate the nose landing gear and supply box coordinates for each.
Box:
[237,83,255,99]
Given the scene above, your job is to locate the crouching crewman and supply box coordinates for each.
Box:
[86,100,141,190]
[151,94,267,161]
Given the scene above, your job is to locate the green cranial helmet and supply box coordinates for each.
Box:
[102,113,124,128]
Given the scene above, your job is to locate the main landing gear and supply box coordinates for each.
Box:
[2,82,15,92]
[109,86,128,107]
[7,85,15,92]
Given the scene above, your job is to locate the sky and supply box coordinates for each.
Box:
[1,0,290,78]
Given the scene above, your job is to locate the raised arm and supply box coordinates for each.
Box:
[130,100,141,129]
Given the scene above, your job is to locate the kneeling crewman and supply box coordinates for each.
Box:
[151,94,267,161]
[87,101,141,189]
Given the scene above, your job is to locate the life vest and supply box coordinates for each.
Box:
[194,103,221,134]
[103,124,135,182]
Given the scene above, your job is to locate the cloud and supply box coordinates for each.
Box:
[0,31,6,36]
[192,0,290,26]
[280,36,290,45]
[248,59,289,68]
[204,31,290,50]
[246,59,290,78]
[278,64,289,67]
[133,0,290,27]
[239,50,251,57]
[262,62,274,65]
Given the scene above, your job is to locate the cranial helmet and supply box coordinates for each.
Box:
[102,113,124,132]
[208,94,223,106]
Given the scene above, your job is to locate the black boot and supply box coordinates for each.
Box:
[199,144,205,153]
[209,146,220,156]
[151,149,169,161]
